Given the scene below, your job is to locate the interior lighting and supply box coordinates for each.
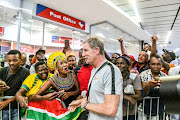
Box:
[102,0,140,27]
[109,38,117,41]
[96,33,105,38]
[166,31,172,42]
[129,0,141,23]
[28,20,34,22]
[174,48,179,53]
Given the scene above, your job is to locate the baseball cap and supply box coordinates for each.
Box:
[163,49,176,60]
[36,49,45,55]
[117,56,130,65]
[122,54,135,62]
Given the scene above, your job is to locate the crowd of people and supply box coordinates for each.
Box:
[0,36,179,120]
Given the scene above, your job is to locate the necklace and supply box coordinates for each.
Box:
[50,72,75,91]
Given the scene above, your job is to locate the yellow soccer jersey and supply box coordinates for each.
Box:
[21,73,53,96]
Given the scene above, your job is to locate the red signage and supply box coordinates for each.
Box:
[52,36,83,46]
[0,27,4,36]
[36,4,85,30]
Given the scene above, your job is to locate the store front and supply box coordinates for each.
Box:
[0,0,89,65]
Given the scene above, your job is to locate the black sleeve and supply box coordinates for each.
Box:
[0,67,7,80]
[74,65,81,76]
[0,68,3,79]
[23,69,30,82]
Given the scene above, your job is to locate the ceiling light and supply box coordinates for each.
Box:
[106,23,109,30]
[96,33,105,38]
[47,24,58,29]
[129,0,141,22]
[28,20,34,22]
[109,38,117,41]
[174,48,179,53]
[165,31,172,42]
[102,0,140,27]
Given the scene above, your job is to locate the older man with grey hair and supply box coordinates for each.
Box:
[68,37,123,120]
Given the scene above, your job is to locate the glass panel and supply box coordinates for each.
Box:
[90,22,140,59]
[0,0,20,67]
[44,23,88,59]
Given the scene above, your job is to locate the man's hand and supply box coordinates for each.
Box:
[147,80,161,88]
[80,98,88,110]
[43,92,58,101]
[63,46,70,53]
[0,85,10,92]
[117,37,123,42]
[68,98,84,112]
[16,96,28,109]
[61,92,70,100]
[0,100,9,110]
[151,35,158,41]
[130,70,139,74]
[128,97,136,105]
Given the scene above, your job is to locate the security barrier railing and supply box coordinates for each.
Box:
[0,96,179,120]
[0,96,20,120]
[125,96,176,120]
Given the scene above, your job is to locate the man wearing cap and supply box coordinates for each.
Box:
[30,49,46,74]
[150,36,174,74]
[116,56,142,119]
[123,54,139,74]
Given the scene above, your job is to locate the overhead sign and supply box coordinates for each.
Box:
[36,4,85,30]
[0,27,4,36]
[52,36,83,46]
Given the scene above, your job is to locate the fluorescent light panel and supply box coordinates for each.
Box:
[129,0,141,22]
[174,48,179,53]
[166,31,172,42]
[102,0,140,27]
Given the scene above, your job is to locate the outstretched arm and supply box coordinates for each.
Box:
[15,88,28,108]
[150,36,170,71]
[117,37,127,55]
[150,36,158,58]
[69,94,120,116]
[29,80,58,101]
[0,96,16,110]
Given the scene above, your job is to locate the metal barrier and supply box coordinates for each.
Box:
[125,96,178,120]
[0,96,20,120]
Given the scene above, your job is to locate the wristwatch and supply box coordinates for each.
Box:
[83,101,89,110]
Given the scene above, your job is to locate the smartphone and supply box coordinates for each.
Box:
[64,40,69,48]
[58,90,65,96]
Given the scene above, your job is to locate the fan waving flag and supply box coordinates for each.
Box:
[27,99,82,120]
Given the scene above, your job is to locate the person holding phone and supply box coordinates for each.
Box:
[138,54,167,120]
[0,50,30,120]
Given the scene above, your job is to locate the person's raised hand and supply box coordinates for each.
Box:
[151,35,158,42]
[117,37,123,42]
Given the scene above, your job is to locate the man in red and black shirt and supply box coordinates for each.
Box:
[74,57,93,98]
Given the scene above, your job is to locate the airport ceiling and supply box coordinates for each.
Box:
[111,0,180,54]
[0,0,180,55]
[34,0,180,56]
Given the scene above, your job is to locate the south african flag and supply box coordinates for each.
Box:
[27,99,82,120]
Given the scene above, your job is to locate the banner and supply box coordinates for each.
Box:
[36,4,85,30]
